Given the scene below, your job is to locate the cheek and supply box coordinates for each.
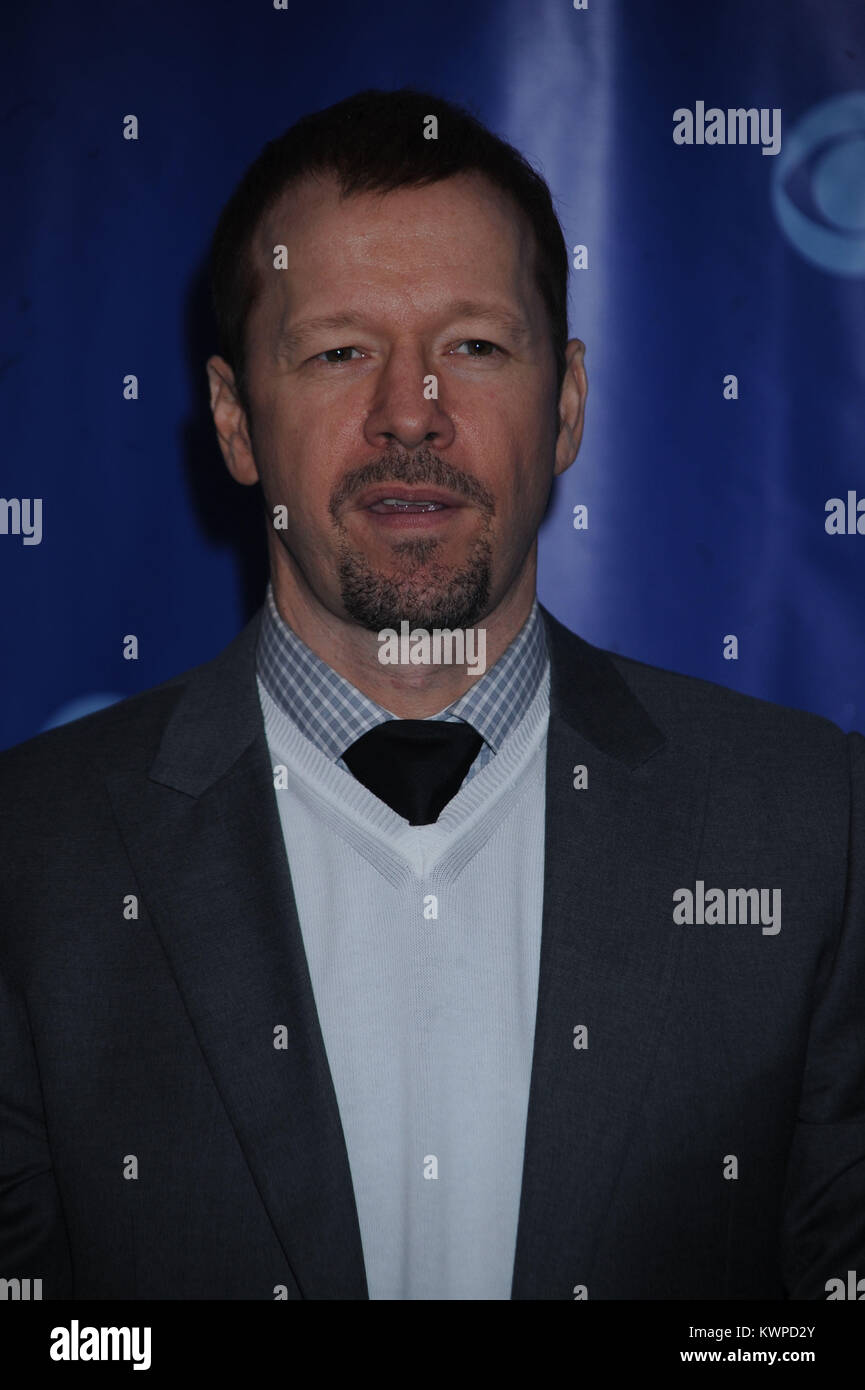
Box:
[258,415,350,532]
[254,405,314,483]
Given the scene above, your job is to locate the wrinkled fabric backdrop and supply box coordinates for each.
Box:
[2,0,863,748]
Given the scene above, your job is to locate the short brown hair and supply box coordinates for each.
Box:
[209,87,569,414]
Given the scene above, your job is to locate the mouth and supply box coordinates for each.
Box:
[354,485,467,514]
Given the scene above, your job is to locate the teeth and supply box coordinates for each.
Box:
[377,499,444,510]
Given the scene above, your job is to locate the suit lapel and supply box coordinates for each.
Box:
[105,613,368,1299]
[104,599,707,1302]
[510,606,709,1299]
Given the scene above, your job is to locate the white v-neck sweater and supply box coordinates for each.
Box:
[258,667,550,1300]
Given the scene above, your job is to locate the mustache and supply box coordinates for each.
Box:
[329,448,495,520]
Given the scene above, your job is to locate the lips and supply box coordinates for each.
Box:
[355,485,466,512]
[369,499,446,513]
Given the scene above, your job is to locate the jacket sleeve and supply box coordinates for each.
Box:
[0,959,73,1299]
[780,729,865,1298]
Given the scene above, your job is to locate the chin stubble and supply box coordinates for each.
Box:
[337,531,493,632]
[332,448,496,632]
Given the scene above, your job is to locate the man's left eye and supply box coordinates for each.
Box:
[452,340,501,357]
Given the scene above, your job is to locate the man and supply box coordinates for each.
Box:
[1,89,863,1302]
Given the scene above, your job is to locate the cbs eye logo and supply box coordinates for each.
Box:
[772,91,865,275]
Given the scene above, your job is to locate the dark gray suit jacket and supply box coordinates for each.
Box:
[1,603,863,1299]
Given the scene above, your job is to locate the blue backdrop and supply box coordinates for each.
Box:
[2,0,864,748]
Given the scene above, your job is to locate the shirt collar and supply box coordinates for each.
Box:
[256,582,548,760]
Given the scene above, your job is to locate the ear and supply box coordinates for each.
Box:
[206,355,259,486]
[554,338,588,478]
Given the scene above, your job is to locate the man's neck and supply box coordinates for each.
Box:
[269,575,537,719]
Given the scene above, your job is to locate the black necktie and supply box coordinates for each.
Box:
[342,720,484,825]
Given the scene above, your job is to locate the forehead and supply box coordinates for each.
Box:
[250,170,541,328]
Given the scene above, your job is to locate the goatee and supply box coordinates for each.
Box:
[331,445,496,631]
[337,533,493,632]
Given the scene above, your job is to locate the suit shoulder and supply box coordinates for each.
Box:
[0,607,263,787]
[605,645,847,752]
[0,661,200,786]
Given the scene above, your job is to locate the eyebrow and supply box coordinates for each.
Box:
[275,312,371,359]
[444,300,532,344]
[274,301,532,359]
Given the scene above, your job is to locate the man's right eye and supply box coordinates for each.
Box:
[314,346,362,364]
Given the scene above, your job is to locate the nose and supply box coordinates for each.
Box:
[362,343,455,453]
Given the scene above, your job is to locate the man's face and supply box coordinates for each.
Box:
[212,170,583,632]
